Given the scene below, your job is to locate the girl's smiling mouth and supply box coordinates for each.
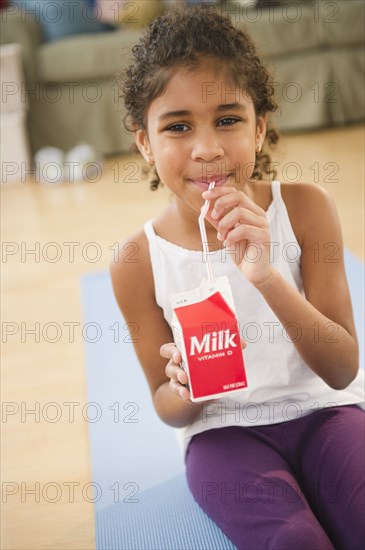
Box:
[188,174,231,190]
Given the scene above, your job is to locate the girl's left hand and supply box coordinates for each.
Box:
[202,186,274,287]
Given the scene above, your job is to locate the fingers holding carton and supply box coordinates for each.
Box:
[161,343,191,402]
[161,342,225,405]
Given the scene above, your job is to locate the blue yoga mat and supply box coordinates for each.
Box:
[81,249,364,548]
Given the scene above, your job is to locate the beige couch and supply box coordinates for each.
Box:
[1,0,364,157]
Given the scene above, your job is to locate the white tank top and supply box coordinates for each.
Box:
[144,181,364,455]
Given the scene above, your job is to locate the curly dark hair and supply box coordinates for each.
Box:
[118,4,279,190]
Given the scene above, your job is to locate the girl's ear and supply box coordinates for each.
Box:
[134,129,154,165]
[256,114,268,153]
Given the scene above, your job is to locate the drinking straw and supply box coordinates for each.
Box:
[198,181,216,284]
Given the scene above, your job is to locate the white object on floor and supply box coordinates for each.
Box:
[34,147,65,184]
[64,143,102,182]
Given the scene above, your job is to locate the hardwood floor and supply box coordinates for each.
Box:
[1,123,364,549]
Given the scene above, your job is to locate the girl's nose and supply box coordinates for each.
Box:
[191,129,224,162]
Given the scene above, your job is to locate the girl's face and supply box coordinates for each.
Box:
[135,63,267,215]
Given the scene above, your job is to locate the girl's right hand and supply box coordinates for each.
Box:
[160,343,191,402]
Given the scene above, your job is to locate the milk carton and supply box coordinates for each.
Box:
[171,276,247,402]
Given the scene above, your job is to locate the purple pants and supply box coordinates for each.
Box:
[186,405,365,550]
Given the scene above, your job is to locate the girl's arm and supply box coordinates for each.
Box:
[254,183,358,389]
[203,183,359,390]
[109,230,204,428]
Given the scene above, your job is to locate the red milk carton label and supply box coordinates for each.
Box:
[171,277,248,402]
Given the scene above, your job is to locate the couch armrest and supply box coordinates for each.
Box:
[0,8,43,82]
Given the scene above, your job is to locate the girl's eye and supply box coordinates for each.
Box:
[165,123,189,133]
[218,117,241,126]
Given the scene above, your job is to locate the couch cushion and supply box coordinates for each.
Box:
[37,28,141,81]
[233,0,364,58]
[322,0,364,47]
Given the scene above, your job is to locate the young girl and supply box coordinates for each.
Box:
[110,5,364,549]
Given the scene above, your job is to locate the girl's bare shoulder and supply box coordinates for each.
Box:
[253,179,332,213]
[279,182,339,247]
[280,180,332,204]
[109,228,154,306]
